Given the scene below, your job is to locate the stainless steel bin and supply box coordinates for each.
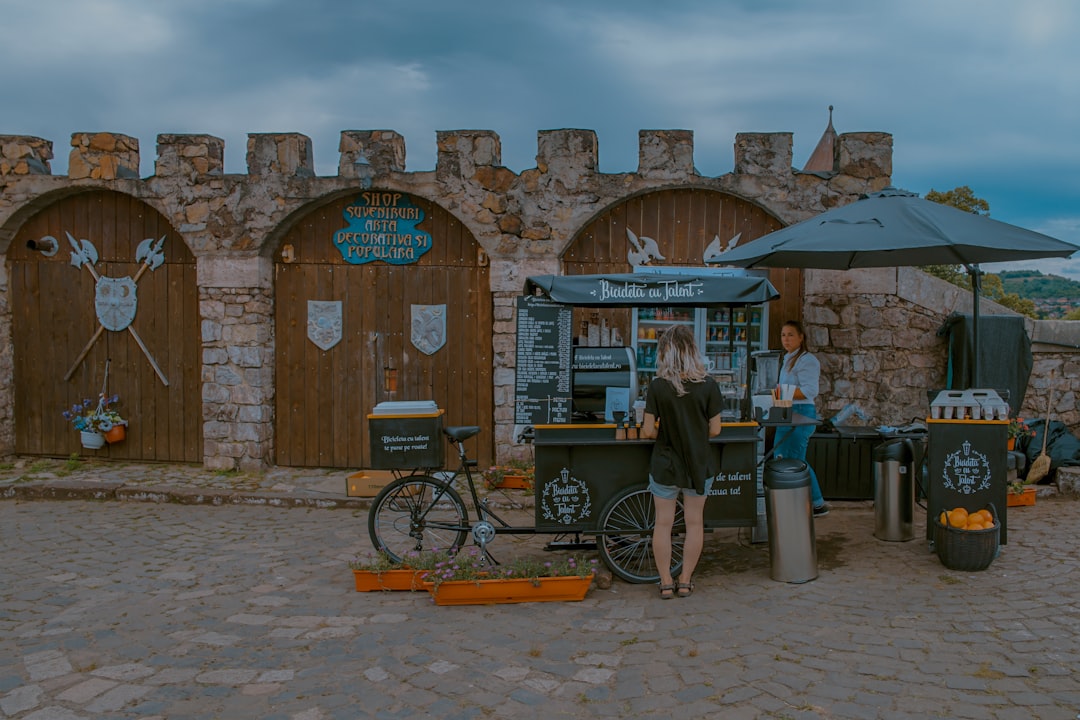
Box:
[873,439,915,541]
[763,458,818,583]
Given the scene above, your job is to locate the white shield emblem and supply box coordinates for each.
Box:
[94,276,138,331]
[411,304,446,355]
[307,300,342,350]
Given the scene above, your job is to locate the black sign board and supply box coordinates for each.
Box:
[926,421,1008,543]
[514,295,573,424]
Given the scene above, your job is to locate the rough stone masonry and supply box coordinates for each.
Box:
[0,128,1075,469]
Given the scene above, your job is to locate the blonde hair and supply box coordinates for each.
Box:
[655,324,708,396]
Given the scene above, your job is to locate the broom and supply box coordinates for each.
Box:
[1027,374,1054,484]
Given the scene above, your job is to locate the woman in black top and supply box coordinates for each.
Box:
[640,325,723,599]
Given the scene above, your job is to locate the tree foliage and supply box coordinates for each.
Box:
[920,186,1037,318]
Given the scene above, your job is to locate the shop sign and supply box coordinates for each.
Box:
[333,192,433,264]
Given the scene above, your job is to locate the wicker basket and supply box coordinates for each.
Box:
[935,507,1000,572]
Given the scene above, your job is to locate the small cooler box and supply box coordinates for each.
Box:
[367,401,445,470]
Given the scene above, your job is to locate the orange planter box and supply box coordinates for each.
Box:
[1007,486,1036,507]
[495,475,532,490]
[352,569,425,592]
[421,575,592,605]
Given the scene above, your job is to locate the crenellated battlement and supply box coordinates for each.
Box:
[0,127,890,184]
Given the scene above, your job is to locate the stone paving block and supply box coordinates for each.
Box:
[3,488,1080,719]
[84,683,152,712]
[0,684,42,714]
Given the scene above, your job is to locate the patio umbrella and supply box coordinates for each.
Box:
[707,187,1078,385]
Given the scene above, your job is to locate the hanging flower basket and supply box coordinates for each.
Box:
[104,423,127,444]
[80,430,106,449]
[421,575,593,606]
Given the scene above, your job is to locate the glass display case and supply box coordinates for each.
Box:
[632,304,767,419]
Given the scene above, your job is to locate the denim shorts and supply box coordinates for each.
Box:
[648,474,714,500]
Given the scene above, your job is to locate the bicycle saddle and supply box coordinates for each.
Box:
[444,426,480,442]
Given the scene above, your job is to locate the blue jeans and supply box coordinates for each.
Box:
[772,404,825,506]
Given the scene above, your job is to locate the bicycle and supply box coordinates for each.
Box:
[367,424,687,583]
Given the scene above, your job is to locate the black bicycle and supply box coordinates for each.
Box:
[367,425,685,583]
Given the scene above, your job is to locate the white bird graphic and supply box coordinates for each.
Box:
[703,233,741,263]
[626,228,665,267]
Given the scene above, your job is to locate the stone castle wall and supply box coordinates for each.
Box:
[1,128,1076,468]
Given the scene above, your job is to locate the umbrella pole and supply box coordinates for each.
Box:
[969,265,982,388]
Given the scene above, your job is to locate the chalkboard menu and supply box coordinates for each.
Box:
[515,295,573,424]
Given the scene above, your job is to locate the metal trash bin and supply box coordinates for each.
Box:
[873,439,915,541]
[763,458,818,583]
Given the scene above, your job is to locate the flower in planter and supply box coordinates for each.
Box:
[1007,417,1034,441]
[480,458,535,491]
[348,549,404,573]
[420,545,596,589]
[62,393,127,434]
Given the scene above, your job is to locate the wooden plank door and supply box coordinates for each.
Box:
[273,192,493,469]
[10,190,202,461]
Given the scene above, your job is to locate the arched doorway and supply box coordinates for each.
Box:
[563,187,798,349]
[10,190,202,461]
[273,191,493,468]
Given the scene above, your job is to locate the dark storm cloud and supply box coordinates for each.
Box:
[2,0,1077,276]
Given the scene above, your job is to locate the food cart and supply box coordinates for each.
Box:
[366,271,782,585]
[519,272,780,581]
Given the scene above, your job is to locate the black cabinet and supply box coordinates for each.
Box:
[805,426,927,501]
[806,426,883,500]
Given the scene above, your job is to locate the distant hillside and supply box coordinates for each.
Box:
[998,270,1080,300]
[996,270,1079,318]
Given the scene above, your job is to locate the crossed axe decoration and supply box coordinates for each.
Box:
[63,232,170,386]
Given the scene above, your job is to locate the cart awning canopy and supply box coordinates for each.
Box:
[524,272,779,307]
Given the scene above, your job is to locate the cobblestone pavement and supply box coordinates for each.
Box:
[1,458,1079,719]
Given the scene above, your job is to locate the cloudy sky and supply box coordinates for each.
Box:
[4,0,1079,280]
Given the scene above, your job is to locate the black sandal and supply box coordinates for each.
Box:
[658,583,676,600]
[676,581,694,598]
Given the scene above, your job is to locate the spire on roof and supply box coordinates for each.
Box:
[802,105,837,173]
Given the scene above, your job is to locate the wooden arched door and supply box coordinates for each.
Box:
[564,187,797,349]
[273,191,493,469]
[10,190,202,461]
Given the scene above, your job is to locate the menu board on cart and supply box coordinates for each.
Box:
[514,295,573,424]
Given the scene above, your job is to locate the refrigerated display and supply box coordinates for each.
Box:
[632,303,767,411]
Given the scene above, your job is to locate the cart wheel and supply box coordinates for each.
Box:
[368,476,469,563]
[596,484,684,584]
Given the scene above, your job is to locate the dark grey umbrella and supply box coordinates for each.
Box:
[708,187,1078,385]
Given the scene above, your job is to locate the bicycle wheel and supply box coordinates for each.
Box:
[368,476,469,563]
[596,484,684,584]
